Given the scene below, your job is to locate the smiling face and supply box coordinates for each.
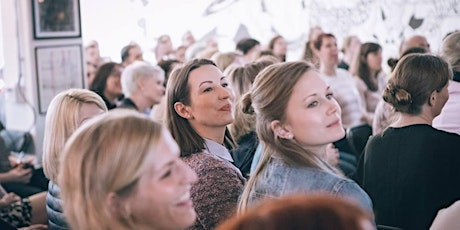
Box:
[282,71,345,148]
[182,64,234,135]
[126,129,197,230]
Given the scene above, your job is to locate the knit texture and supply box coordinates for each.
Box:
[183,152,246,230]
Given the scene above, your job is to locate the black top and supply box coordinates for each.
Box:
[117,98,138,111]
[338,60,349,70]
[230,131,258,178]
[361,124,460,230]
[95,92,117,110]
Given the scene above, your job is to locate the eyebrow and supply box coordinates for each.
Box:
[303,86,332,101]
[199,80,213,87]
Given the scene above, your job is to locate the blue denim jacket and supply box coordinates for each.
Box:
[248,157,374,214]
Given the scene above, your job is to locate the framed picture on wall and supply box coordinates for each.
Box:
[35,45,84,114]
[31,0,81,39]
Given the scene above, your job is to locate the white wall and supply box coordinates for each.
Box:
[80,0,460,64]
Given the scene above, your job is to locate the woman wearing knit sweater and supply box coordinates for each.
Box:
[166,59,246,230]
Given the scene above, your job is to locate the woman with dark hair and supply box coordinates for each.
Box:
[89,62,123,110]
[267,35,287,62]
[165,59,245,230]
[351,42,386,124]
[361,54,460,229]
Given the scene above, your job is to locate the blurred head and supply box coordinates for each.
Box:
[440,31,460,72]
[90,62,123,101]
[182,31,196,47]
[157,59,182,87]
[211,51,244,72]
[166,59,234,156]
[236,38,261,63]
[314,33,339,68]
[220,194,374,230]
[308,26,324,41]
[121,61,165,107]
[155,35,174,62]
[383,54,451,116]
[228,60,275,142]
[268,35,287,61]
[59,110,198,230]
[85,40,100,62]
[353,43,382,92]
[121,44,143,66]
[42,89,107,183]
[400,35,431,56]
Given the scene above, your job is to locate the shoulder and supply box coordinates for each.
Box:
[183,153,245,181]
[336,68,353,78]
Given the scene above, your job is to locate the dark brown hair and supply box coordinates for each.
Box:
[165,59,235,156]
[219,194,373,230]
[89,62,121,95]
[383,54,452,114]
[354,43,382,92]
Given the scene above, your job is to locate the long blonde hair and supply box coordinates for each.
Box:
[59,110,164,230]
[42,88,107,183]
[238,61,337,213]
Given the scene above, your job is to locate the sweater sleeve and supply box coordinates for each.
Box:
[186,155,245,230]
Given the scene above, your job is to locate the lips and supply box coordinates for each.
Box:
[219,104,232,111]
[327,119,341,128]
[175,191,193,207]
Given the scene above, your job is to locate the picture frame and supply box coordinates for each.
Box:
[35,45,84,114]
[31,0,81,39]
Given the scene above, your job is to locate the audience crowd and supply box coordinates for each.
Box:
[1,26,459,230]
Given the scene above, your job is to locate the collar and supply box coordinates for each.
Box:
[203,138,234,162]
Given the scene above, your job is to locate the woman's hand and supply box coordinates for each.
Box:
[0,192,20,208]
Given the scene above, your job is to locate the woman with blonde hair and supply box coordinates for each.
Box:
[59,110,198,230]
[166,59,245,229]
[238,61,372,214]
[227,60,275,177]
[42,89,107,229]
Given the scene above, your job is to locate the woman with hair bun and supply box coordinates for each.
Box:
[360,54,460,230]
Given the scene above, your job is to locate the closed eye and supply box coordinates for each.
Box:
[203,87,213,93]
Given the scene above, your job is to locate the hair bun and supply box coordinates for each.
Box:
[241,93,255,114]
[383,85,412,107]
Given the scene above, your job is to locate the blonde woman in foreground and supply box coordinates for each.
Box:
[59,110,197,230]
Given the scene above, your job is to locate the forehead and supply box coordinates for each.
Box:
[188,64,223,84]
[292,71,327,95]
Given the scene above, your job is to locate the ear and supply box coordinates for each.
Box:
[428,90,437,107]
[270,120,294,139]
[106,192,123,217]
[174,102,193,119]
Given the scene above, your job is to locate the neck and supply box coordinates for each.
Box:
[192,125,226,145]
[306,145,327,160]
[129,94,150,112]
[392,110,433,127]
[103,90,118,103]
[320,65,336,76]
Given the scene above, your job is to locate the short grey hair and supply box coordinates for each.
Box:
[121,61,165,97]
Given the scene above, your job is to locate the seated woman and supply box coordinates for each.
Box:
[166,59,246,229]
[42,89,107,230]
[360,54,460,230]
[238,61,372,214]
[59,110,198,230]
[218,194,374,230]
[89,62,124,110]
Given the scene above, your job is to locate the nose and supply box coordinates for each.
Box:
[326,98,341,116]
[218,86,232,100]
